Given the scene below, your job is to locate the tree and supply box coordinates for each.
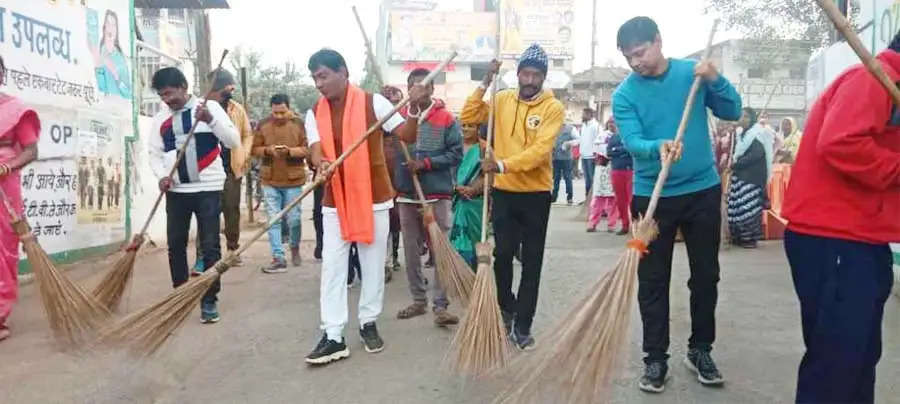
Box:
[704,0,857,53]
[227,47,320,120]
[359,55,383,93]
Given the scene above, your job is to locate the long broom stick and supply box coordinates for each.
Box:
[92,50,230,311]
[815,0,900,105]
[497,21,721,404]
[0,188,110,347]
[351,5,474,302]
[449,9,510,375]
[96,53,458,356]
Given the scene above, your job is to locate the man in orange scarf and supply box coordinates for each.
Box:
[302,49,421,366]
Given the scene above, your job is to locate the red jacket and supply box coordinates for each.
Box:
[783,50,900,245]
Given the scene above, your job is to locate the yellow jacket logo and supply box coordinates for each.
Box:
[526,115,542,130]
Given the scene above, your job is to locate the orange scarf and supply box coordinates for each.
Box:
[315,85,374,244]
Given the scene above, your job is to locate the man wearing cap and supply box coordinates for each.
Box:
[193,68,253,272]
[460,43,564,351]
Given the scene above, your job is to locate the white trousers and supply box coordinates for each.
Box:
[321,208,389,341]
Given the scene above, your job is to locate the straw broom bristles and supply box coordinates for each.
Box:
[91,236,141,311]
[493,21,720,403]
[494,218,657,403]
[448,242,510,377]
[96,268,220,356]
[424,210,476,302]
[95,53,458,357]
[14,219,111,347]
[398,142,475,302]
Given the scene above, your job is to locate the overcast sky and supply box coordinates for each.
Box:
[210,0,737,79]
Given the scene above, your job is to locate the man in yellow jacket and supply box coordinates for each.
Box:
[460,43,564,351]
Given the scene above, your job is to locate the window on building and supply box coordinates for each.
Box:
[470,65,487,81]
[789,67,805,80]
[167,8,186,24]
[553,59,565,68]
[747,67,767,79]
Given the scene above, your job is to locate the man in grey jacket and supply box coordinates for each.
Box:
[392,68,463,327]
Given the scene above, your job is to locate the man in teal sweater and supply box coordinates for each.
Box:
[612,16,741,394]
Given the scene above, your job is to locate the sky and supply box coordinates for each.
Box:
[210,0,738,80]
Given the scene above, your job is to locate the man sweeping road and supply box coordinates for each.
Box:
[393,68,462,326]
[781,32,900,404]
[303,49,420,366]
[612,16,741,393]
[461,43,564,351]
[148,67,241,324]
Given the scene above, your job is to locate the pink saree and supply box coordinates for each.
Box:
[0,94,40,328]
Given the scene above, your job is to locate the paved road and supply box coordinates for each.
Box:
[2,189,898,403]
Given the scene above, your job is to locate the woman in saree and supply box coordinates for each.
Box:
[727,107,773,249]
[450,123,486,269]
[0,55,41,341]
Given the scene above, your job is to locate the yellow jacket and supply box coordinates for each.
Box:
[460,87,564,192]
[225,100,254,178]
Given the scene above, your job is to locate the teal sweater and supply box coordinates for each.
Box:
[612,58,741,197]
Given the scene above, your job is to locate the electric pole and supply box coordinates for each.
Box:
[589,0,597,113]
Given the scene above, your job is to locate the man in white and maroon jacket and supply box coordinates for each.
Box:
[148,67,240,324]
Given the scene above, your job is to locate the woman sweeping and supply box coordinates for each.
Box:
[0,55,41,342]
[727,107,773,249]
[450,123,485,269]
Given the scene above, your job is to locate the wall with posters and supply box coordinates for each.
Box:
[0,0,134,271]
[388,11,497,63]
[499,0,574,59]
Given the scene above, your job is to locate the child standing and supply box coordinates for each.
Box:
[587,128,619,232]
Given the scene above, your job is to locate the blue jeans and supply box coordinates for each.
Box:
[581,159,595,197]
[263,185,302,260]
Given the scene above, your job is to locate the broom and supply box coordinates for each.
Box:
[448,52,510,377]
[398,143,476,301]
[350,5,474,301]
[0,188,110,347]
[496,21,720,404]
[92,50,230,311]
[96,53,458,356]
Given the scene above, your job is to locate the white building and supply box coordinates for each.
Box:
[686,39,812,126]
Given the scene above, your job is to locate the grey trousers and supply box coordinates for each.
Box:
[397,199,452,309]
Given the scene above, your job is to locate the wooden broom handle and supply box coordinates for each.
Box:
[644,20,719,218]
[0,186,21,223]
[815,0,900,106]
[353,6,385,86]
[351,6,429,205]
[135,49,230,238]
[213,52,458,273]
[480,8,502,244]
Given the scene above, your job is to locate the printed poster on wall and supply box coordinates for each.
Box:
[500,0,575,59]
[0,0,133,255]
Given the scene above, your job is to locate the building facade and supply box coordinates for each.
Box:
[686,39,812,127]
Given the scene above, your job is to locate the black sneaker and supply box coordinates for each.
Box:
[359,322,384,353]
[305,334,349,365]
[639,361,669,393]
[685,348,724,386]
[511,328,536,351]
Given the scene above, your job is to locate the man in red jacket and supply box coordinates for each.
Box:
[782,34,900,404]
